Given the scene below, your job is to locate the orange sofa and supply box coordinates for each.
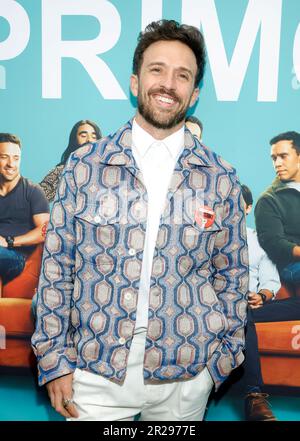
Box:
[0,244,44,369]
[256,286,300,387]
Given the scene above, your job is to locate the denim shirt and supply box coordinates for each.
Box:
[32,121,248,390]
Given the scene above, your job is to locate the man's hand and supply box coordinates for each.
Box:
[247,292,263,309]
[0,236,7,248]
[46,373,79,419]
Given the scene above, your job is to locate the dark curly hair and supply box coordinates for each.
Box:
[133,20,206,87]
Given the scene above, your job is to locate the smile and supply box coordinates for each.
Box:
[152,93,178,108]
[157,95,174,104]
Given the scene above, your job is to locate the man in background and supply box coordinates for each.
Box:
[186,115,203,141]
[255,131,300,293]
[0,133,49,295]
[241,184,280,421]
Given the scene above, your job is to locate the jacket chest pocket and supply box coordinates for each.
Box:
[74,212,120,270]
[179,219,222,256]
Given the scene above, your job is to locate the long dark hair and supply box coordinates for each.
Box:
[59,120,102,166]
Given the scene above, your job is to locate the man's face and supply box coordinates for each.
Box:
[76,123,98,145]
[271,140,300,182]
[0,142,21,183]
[130,40,199,132]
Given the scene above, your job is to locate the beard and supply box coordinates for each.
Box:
[137,86,191,130]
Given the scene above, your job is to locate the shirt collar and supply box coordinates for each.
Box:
[132,118,184,160]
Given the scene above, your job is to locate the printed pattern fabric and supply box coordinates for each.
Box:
[32,121,249,390]
[39,164,65,203]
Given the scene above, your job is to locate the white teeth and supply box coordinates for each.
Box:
[157,95,174,104]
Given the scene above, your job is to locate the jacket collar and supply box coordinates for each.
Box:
[97,119,212,169]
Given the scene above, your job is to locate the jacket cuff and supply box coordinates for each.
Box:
[37,347,77,386]
[206,340,245,391]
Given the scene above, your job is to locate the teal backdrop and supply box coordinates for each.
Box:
[1,0,299,225]
[0,0,300,421]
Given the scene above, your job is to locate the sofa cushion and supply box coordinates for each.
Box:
[0,298,34,337]
[0,338,36,369]
[256,320,300,355]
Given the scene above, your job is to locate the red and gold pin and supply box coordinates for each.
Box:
[195,206,215,228]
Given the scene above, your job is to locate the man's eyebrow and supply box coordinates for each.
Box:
[271,152,287,158]
[78,130,88,135]
[147,61,193,75]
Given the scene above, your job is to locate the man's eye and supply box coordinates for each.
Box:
[179,73,189,80]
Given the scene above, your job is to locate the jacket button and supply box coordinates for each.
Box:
[118,337,126,345]
[128,248,136,256]
[94,215,101,223]
[124,292,132,300]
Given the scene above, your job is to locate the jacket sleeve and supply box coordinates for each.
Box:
[255,196,296,268]
[206,175,249,390]
[31,158,77,386]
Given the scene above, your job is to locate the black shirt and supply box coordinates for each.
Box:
[0,176,49,255]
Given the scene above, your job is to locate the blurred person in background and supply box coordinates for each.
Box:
[40,120,102,202]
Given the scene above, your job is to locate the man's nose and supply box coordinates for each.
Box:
[274,157,283,167]
[160,70,176,91]
[6,158,14,167]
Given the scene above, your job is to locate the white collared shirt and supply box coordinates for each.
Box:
[247,227,281,296]
[286,182,300,192]
[132,119,184,330]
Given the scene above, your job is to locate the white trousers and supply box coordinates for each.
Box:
[68,332,214,421]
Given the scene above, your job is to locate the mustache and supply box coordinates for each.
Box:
[148,87,180,102]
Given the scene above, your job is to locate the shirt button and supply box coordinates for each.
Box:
[128,248,136,256]
[118,337,126,345]
[124,292,132,300]
[94,215,101,223]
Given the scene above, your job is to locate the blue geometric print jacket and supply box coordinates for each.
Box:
[32,120,249,390]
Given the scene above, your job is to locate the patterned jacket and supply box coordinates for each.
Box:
[32,120,248,390]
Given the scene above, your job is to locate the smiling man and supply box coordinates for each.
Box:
[255,131,300,288]
[0,133,49,295]
[32,20,248,421]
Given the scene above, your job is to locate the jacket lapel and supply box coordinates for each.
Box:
[165,129,212,205]
[97,120,146,189]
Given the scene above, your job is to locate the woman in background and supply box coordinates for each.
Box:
[40,119,102,202]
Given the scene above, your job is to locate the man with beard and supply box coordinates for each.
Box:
[0,133,49,295]
[32,20,248,421]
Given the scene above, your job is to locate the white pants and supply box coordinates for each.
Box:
[68,332,214,421]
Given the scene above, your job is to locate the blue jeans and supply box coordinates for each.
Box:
[0,246,25,284]
[280,261,300,285]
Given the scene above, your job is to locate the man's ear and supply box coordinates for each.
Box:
[130,74,138,97]
[189,87,200,108]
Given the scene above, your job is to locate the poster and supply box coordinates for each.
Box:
[0,0,299,422]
